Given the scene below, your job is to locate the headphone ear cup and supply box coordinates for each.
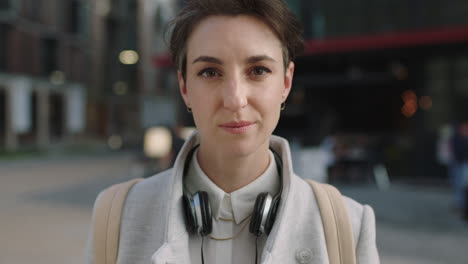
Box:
[197,191,212,236]
[264,196,281,235]
[182,193,198,234]
[249,192,268,237]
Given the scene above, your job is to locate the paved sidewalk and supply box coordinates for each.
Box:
[340,182,468,264]
[0,153,138,264]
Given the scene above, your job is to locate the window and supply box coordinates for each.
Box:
[68,0,90,37]
[41,38,57,76]
[0,25,8,71]
[69,0,79,34]
[0,88,5,145]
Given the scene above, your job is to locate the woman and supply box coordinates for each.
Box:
[85,0,379,263]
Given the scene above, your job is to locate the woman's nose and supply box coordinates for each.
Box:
[223,78,247,112]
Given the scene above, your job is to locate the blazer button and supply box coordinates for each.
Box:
[295,248,313,264]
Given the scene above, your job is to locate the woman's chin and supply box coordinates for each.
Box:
[207,137,268,159]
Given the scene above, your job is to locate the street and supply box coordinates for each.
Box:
[0,153,138,264]
[340,184,468,264]
[1,153,467,263]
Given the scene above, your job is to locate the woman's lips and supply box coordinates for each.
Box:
[219,121,255,134]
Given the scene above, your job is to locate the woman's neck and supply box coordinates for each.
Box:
[196,145,271,193]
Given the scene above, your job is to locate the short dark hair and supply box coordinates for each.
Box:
[168,0,304,79]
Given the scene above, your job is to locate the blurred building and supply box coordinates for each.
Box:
[138,0,182,132]
[0,0,89,151]
[89,0,182,150]
[278,0,468,178]
[90,0,140,147]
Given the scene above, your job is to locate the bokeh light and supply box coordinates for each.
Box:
[49,70,66,85]
[419,95,433,110]
[107,135,123,150]
[119,50,139,65]
[113,81,128,95]
[401,90,418,118]
[144,127,172,158]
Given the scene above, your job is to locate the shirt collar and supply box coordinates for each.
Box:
[185,149,280,224]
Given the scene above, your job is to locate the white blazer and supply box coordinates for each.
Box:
[85,133,380,264]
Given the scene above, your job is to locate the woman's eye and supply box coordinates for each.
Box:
[198,68,220,78]
[251,66,271,76]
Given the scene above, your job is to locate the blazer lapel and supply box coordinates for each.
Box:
[151,232,191,264]
[151,134,199,264]
[260,137,330,264]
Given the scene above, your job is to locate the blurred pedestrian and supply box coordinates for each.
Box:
[168,123,186,166]
[437,123,458,210]
[85,0,379,263]
[451,120,468,220]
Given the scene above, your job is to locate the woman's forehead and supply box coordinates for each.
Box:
[186,15,283,63]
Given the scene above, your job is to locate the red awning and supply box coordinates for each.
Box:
[305,25,468,55]
[152,53,173,68]
[152,25,468,65]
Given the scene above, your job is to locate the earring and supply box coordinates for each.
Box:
[187,107,192,113]
[280,102,286,111]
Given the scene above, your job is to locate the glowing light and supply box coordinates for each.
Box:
[419,96,433,110]
[108,135,123,150]
[144,127,172,158]
[119,50,139,65]
[113,81,128,95]
[401,90,418,118]
[401,100,417,118]
[401,90,417,103]
[50,71,66,85]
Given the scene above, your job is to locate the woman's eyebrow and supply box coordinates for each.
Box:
[192,56,223,65]
[245,55,276,64]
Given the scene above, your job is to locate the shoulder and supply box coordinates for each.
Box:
[286,175,380,262]
[117,169,175,263]
[120,169,175,215]
[127,169,174,201]
[294,175,373,223]
[341,195,379,262]
[294,176,376,247]
[92,169,174,226]
[342,196,375,246]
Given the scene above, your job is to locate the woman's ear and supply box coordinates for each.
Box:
[178,71,190,107]
[282,61,295,101]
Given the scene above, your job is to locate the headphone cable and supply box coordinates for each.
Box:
[201,236,205,264]
[255,236,259,264]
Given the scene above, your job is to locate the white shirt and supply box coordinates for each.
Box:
[185,150,280,264]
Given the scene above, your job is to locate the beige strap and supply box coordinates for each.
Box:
[306,180,356,264]
[93,178,143,264]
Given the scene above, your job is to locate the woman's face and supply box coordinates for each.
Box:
[178,15,294,157]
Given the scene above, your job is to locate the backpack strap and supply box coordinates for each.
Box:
[93,178,143,264]
[306,179,356,264]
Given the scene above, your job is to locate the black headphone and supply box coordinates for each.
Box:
[182,145,283,238]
